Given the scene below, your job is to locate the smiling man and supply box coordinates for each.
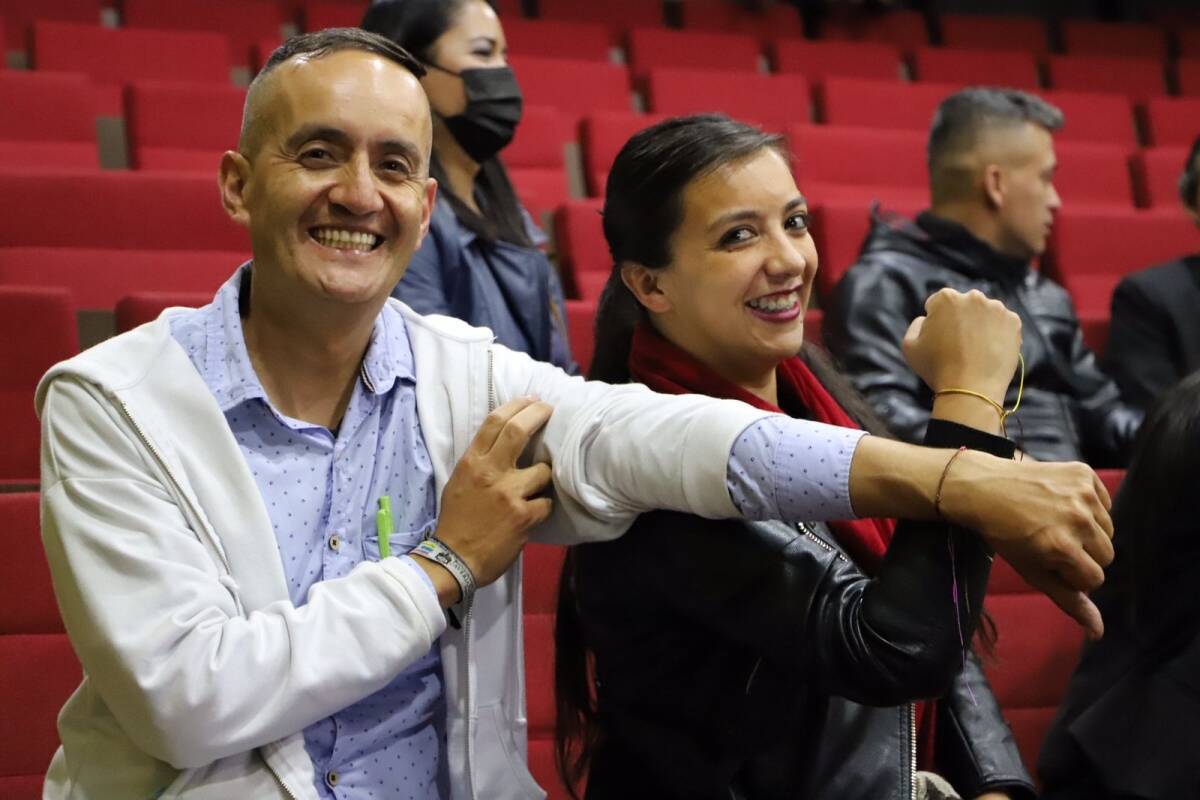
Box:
[36,34,1121,800]
[829,87,1143,466]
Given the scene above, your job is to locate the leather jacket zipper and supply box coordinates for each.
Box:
[908,703,917,800]
[798,522,847,562]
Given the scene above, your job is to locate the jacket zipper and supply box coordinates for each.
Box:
[117,399,302,800]
[798,522,847,563]
[908,703,917,800]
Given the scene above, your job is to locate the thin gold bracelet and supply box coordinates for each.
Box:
[933,354,1026,435]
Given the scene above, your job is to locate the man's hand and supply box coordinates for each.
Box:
[940,453,1114,639]
[423,396,554,599]
[903,288,1022,407]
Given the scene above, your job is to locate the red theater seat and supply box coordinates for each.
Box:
[0,248,242,310]
[1060,19,1167,59]
[502,18,611,61]
[555,199,607,298]
[788,124,926,192]
[0,71,97,169]
[937,14,1050,56]
[821,78,958,130]
[1179,28,1200,58]
[0,493,81,798]
[1143,97,1200,147]
[115,291,212,332]
[1043,90,1138,148]
[771,39,902,82]
[1130,146,1191,209]
[1047,55,1167,105]
[33,22,233,115]
[537,0,664,44]
[125,81,245,172]
[679,0,804,42]
[509,56,631,115]
[810,201,924,299]
[0,0,101,53]
[1177,59,1200,97]
[302,1,364,32]
[509,169,570,225]
[1047,208,1197,285]
[911,47,1039,90]
[564,299,596,376]
[1053,143,1136,210]
[0,171,249,251]
[820,9,929,52]
[645,68,809,130]
[626,28,761,81]
[0,288,77,484]
[506,105,577,220]
[1078,309,1111,353]
[581,111,669,196]
[121,0,289,68]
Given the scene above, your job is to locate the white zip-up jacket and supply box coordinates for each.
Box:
[36,301,770,799]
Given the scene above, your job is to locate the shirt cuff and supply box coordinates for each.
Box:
[397,554,439,601]
[727,416,867,522]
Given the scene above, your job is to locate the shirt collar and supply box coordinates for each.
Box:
[198,264,415,412]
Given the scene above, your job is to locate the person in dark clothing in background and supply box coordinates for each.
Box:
[1038,369,1200,800]
[828,87,1142,466]
[1103,137,1200,411]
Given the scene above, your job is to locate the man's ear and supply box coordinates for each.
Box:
[218,150,253,228]
[417,176,438,244]
[621,262,671,314]
[982,163,1005,210]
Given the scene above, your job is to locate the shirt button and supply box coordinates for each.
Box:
[325,770,339,788]
[328,535,342,551]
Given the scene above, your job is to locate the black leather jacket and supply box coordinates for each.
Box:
[574,421,1035,800]
[827,210,1143,466]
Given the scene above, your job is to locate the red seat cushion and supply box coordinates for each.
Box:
[0,494,65,633]
[502,18,611,62]
[1143,97,1200,147]
[646,68,809,130]
[0,289,77,482]
[509,56,631,115]
[771,39,902,82]
[0,635,81,785]
[912,46,1040,89]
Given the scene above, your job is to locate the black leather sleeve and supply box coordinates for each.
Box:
[1105,275,1179,412]
[935,651,1037,800]
[628,420,1013,708]
[1061,313,1144,467]
[827,260,935,444]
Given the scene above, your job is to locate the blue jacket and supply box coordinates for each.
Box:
[394,199,577,374]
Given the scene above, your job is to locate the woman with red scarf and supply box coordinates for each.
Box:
[553,115,1034,800]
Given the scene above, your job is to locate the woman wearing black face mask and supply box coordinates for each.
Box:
[362,0,577,373]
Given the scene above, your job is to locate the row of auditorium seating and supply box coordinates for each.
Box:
[0,466,1128,799]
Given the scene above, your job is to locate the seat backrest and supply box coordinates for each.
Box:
[911,46,1039,89]
[821,77,958,130]
[0,248,245,309]
[1143,97,1200,147]
[937,14,1050,55]
[1179,27,1200,59]
[0,71,94,145]
[626,27,761,79]
[820,9,929,52]
[1041,90,1137,147]
[125,81,246,171]
[789,125,925,189]
[114,291,213,333]
[1181,59,1200,97]
[0,492,81,794]
[1060,19,1167,58]
[502,18,611,61]
[0,288,77,482]
[508,56,631,115]
[1130,146,1191,209]
[0,171,249,251]
[121,0,287,67]
[580,111,669,196]
[554,199,608,296]
[1047,55,1167,104]
[1053,143,1136,210]
[33,21,233,86]
[0,0,100,52]
[302,1,363,32]
[810,200,924,299]
[771,39,902,81]
[645,68,809,129]
[680,0,804,41]
[1046,208,1198,281]
[506,105,578,171]
[564,299,597,375]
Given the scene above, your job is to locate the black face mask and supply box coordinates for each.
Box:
[428,64,523,163]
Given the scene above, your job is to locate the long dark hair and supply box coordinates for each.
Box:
[361,0,532,247]
[1109,369,1200,651]
[554,115,894,794]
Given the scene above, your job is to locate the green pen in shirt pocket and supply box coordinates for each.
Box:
[375,495,394,560]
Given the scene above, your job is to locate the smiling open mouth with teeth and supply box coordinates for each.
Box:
[310,227,384,251]
[746,290,800,313]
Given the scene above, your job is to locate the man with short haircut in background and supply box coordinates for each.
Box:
[828,87,1143,466]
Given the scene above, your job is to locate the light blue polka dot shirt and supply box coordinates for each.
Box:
[170,267,447,799]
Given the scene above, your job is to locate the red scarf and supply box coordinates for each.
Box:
[628,323,938,764]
